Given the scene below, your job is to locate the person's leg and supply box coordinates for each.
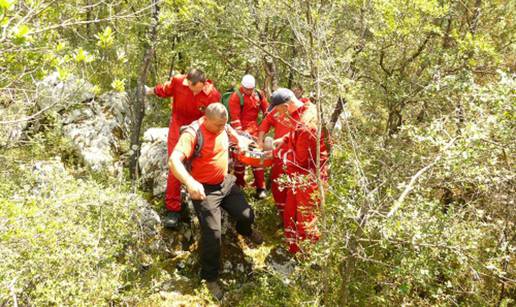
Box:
[252,166,266,190]
[271,159,286,215]
[192,189,225,282]
[284,188,299,254]
[295,184,320,245]
[165,120,182,212]
[233,160,247,188]
[220,177,254,236]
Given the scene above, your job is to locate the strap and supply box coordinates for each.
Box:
[180,120,204,159]
[256,89,263,101]
[236,88,263,107]
[236,90,244,107]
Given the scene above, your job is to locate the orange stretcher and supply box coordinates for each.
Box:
[233,149,273,168]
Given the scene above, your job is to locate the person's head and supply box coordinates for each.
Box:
[186,68,207,94]
[204,103,228,134]
[268,88,301,115]
[292,85,304,99]
[241,74,255,95]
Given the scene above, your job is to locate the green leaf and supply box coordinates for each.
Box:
[12,24,31,44]
[0,0,14,10]
[74,48,94,63]
[111,79,126,92]
[96,26,114,49]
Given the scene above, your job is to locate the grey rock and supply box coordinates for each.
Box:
[0,90,30,146]
[35,72,95,113]
[59,90,130,174]
[139,128,168,196]
[132,197,161,238]
[266,247,297,277]
[30,73,132,175]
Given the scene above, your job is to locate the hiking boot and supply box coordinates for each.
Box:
[206,280,224,300]
[249,230,264,245]
[163,211,181,229]
[254,189,267,200]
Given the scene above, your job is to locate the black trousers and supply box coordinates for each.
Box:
[192,175,254,281]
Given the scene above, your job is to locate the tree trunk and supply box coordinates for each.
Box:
[329,97,346,132]
[263,56,277,97]
[85,0,92,36]
[129,0,159,182]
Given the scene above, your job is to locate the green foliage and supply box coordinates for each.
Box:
[1,0,514,305]
[96,26,114,49]
[0,155,149,305]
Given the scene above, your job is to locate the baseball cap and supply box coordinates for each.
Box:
[241,74,255,89]
[267,88,294,112]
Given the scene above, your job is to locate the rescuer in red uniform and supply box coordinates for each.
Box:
[228,74,269,199]
[146,68,221,229]
[268,88,330,254]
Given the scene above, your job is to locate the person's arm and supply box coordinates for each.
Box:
[152,76,176,98]
[272,133,290,159]
[228,92,243,130]
[168,151,206,200]
[168,132,206,200]
[259,91,269,114]
[209,86,221,103]
[257,131,266,149]
[257,112,274,148]
[292,128,314,170]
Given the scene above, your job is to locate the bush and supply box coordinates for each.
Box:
[0,157,150,305]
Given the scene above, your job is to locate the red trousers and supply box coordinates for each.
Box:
[271,157,287,214]
[283,182,321,254]
[165,119,183,212]
[234,161,265,190]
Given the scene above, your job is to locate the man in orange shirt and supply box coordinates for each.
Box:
[146,68,221,229]
[228,74,269,199]
[168,103,263,300]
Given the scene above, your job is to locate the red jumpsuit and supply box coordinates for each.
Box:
[274,104,329,254]
[154,75,221,212]
[258,107,302,214]
[228,87,269,190]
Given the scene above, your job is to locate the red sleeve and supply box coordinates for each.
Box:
[154,76,177,98]
[260,93,269,114]
[258,112,274,134]
[173,131,196,160]
[273,132,292,160]
[228,92,242,130]
[275,127,316,174]
[209,87,221,104]
[292,128,314,171]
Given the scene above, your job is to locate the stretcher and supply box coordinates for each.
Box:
[233,149,273,168]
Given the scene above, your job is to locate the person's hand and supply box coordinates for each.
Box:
[186,178,206,200]
[256,139,264,150]
[237,135,253,152]
[144,85,155,96]
[273,137,285,149]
